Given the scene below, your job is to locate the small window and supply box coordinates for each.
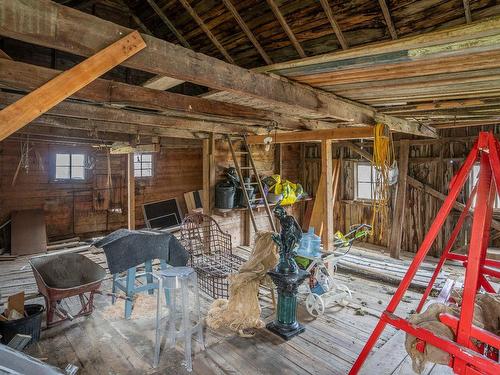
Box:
[470,163,500,208]
[134,153,153,178]
[55,153,85,180]
[355,162,379,200]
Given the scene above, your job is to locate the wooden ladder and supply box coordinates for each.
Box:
[226,134,277,233]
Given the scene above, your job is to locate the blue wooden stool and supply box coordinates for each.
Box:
[111,259,168,319]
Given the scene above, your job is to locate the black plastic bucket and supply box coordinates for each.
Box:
[0,304,45,346]
[216,183,235,209]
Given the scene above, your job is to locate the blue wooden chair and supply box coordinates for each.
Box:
[111,259,168,319]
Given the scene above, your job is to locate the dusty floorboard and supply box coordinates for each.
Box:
[1,247,462,374]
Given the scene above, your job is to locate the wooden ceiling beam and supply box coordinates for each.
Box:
[177,0,234,63]
[247,127,373,144]
[145,0,191,49]
[319,0,348,50]
[265,0,306,58]
[0,59,318,131]
[28,115,199,139]
[0,30,146,141]
[463,0,472,24]
[222,0,272,64]
[0,0,435,138]
[378,0,398,40]
[0,91,261,136]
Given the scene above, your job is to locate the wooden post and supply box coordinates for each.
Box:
[203,134,216,214]
[127,153,136,230]
[322,140,334,250]
[389,140,410,258]
[274,144,283,175]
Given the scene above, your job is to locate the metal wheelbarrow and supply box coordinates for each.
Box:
[29,253,106,327]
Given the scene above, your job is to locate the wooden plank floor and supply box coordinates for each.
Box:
[1,247,463,374]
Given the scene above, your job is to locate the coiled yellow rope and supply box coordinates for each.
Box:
[370,123,394,240]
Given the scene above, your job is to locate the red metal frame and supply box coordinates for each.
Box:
[350,132,500,375]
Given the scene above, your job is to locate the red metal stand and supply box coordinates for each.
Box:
[350,132,500,375]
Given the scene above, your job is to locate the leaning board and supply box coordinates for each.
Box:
[11,209,47,256]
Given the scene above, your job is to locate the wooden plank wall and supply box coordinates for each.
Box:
[0,138,303,247]
[0,139,202,239]
[336,127,500,257]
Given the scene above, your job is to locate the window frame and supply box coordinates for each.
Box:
[354,161,379,201]
[53,152,87,182]
[134,153,154,179]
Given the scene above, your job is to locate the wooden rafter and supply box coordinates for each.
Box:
[146,0,191,49]
[177,0,234,64]
[222,0,272,65]
[319,0,348,50]
[265,0,306,58]
[121,0,184,90]
[0,0,437,138]
[120,0,153,35]
[0,31,146,141]
[463,0,472,24]
[378,0,397,40]
[0,49,12,60]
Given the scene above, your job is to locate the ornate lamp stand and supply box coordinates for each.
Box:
[266,206,309,340]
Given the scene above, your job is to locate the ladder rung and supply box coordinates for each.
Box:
[240,166,253,170]
[235,151,248,154]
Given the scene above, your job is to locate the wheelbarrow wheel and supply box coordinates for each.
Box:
[306,293,325,317]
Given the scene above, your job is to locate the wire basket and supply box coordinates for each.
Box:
[180,213,244,299]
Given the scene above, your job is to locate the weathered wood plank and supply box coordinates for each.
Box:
[247,127,374,143]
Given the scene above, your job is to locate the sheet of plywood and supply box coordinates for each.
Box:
[11,209,47,255]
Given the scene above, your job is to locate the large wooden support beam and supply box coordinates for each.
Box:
[319,0,348,50]
[0,91,258,136]
[0,59,308,131]
[247,127,374,144]
[0,30,145,140]
[388,140,409,259]
[222,0,272,64]
[0,0,429,136]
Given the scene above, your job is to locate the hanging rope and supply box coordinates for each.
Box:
[370,123,395,241]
